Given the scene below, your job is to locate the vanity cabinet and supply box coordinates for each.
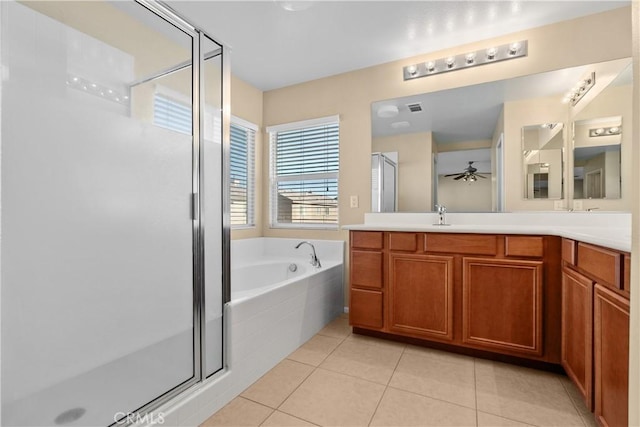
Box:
[462,258,544,357]
[561,238,630,426]
[349,231,562,363]
[349,232,384,329]
[388,253,454,341]
[561,267,594,409]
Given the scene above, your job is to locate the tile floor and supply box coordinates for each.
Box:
[201,315,597,427]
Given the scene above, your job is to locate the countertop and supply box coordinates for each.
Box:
[343,212,631,252]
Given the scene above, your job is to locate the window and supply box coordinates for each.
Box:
[268,116,339,228]
[153,93,192,135]
[153,89,256,228]
[230,119,256,227]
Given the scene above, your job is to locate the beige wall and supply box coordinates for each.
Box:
[372,132,432,212]
[629,1,639,424]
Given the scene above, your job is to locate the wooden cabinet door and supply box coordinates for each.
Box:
[350,288,383,329]
[594,284,629,427]
[561,268,594,410]
[389,254,454,341]
[462,258,544,356]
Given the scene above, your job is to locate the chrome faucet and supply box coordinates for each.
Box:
[295,241,322,268]
[587,207,600,212]
[435,204,447,225]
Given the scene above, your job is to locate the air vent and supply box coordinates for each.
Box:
[406,102,423,113]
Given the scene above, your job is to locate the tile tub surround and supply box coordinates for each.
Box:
[147,238,344,427]
[343,212,631,252]
[200,315,596,427]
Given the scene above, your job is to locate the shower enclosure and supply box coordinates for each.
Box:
[0,1,228,425]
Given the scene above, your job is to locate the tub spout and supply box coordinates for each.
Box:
[295,241,322,268]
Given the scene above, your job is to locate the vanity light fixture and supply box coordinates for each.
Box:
[562,72,595,106]
[403,40,527,81]
[589,125,621,137]
[540,123,558,129]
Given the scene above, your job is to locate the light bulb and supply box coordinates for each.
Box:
[509,42,520,55]
[407,65,418,76]
[446,57,456,68]
[465,52,476,64]
[426,61,435,72]
[486,47,497,60]
[594,128,605,135]
[608,127,620,134]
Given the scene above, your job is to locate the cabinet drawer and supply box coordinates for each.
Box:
[350,289,383,329]
[576,243,622,289]
[389,232,418,252]
[505,236,544,258]
[562,238,577,265]
[351,231,383,249]
[351,250,383,289]
[425,234,497,255]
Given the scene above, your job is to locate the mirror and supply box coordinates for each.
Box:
[570,63,631,201]
[371,57,632,212]
[573,117,621,199]
[522,123,564,199]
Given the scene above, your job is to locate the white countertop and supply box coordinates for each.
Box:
[343,212,631,252]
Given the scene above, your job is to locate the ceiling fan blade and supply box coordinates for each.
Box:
[453,175,465,180]
[444,173,461,177]
[475,174,487,179]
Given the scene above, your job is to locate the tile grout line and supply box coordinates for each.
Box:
[276,328,353,427]
[474,358,479,426]
[366,344,408,427]
[557,376,591,427]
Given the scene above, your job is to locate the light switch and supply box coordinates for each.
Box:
[350,195,359,208]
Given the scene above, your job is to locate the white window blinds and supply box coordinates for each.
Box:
[230,122,256,227]
[153,93,192,135]
[268,116,339,228]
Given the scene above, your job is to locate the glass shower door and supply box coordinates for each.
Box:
[0,1,209,425]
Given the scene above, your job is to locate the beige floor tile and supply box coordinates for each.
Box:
[370,387,476,426]
[241,359,315,408]
[317,315,352,340]
[477,411,534,426]
[404,344,473,364]
[260,411,316,426]
[287,334,342,367]
[319,335,403,384]
[475,359,584,426]
[279,368,385,426]
[559,376,598,427]
[200,397,273,427]
[389,350,476,408]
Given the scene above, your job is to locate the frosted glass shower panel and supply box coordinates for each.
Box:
[202,35,225,378]
[1,2,195,425]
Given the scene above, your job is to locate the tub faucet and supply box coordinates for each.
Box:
[295,241,321,268]
[435,204,447,225]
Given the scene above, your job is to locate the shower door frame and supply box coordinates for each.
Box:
[122,0,231,420]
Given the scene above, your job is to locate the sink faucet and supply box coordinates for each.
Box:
[587,207,600,212]
[435,204,447,225]
[295,241,322,268]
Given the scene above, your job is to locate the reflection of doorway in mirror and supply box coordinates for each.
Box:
[371,152,398,212]
[585,169,603,199]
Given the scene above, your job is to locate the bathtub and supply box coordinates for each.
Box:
[157,237,344,426]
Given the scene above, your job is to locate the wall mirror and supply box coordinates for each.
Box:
[370,57,632,212]
[522,123,564,199]
[570,63,631,201]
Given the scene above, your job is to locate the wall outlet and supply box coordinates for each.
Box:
[573,200,583,211]
[350,195,359,208]
[554,200,564,210]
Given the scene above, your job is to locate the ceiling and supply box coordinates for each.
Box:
[167,1,627,91]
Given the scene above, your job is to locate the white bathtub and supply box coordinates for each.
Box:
[156,238,344,426]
